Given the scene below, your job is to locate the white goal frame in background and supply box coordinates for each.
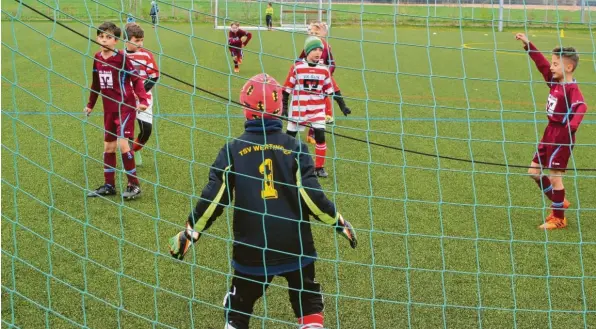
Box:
[213,0,331,31]
[280,0,331,31]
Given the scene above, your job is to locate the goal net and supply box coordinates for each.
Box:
[2,0,595,328]
[214,0,331,30]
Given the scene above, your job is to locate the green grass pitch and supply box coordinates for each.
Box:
[2,3,596,329]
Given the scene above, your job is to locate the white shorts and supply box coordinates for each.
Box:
[286,111,326,132]
[286,120,325,132]
[136,97,154,124]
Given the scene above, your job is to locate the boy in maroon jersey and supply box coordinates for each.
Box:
[228,22,252,73]
[85,22,149,200]
[516,33,587,230]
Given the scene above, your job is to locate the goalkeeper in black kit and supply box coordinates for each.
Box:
[168,73,357,329]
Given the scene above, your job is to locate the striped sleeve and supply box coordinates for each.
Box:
[323,71,333,95]
[147,51,159,78]
[125,55,148,106]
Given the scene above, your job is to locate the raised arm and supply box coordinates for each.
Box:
[516,33,553,83]
[525,42,553,83]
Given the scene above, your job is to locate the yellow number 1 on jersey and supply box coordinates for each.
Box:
[259,158,278,199]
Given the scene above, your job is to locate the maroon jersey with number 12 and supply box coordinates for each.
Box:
[525,42,586,128]
[525,42,588,169]
[87,50,148,113]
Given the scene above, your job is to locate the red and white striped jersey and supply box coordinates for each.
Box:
[283,59,333,123]
[126,49,159,99]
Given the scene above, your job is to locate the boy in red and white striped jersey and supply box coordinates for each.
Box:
[124,23,160,166]
[300,22,352,123]
[282,36,333,178]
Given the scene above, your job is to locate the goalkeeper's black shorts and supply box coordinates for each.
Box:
[223,262,323,329]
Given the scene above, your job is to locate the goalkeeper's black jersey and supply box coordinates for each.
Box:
[188,119,339,275]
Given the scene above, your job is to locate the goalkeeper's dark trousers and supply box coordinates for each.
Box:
[223,262,323,329]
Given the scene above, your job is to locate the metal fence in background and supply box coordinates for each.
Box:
[2,0,593,28]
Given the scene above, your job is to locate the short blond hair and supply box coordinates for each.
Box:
[308,21,328,37]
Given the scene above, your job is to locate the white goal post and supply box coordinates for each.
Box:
[213,0,331,31]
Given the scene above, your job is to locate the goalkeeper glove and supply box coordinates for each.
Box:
[168,228,200,260]
[340,106,352,116]
[335,214,357,249]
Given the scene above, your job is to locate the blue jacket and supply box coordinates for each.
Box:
[150,3,159,16]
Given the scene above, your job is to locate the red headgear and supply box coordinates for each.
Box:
[239,73,282,120]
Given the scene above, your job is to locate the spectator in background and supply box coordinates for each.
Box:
[150,1,159,27]
[265,3,274,31]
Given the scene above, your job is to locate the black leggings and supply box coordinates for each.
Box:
[312,128,325,144]
[223,262,323,329]
[287,128,325,144]
[266,15,272,28]
[136,119,152,145]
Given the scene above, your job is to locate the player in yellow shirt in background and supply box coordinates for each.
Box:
[265,3,274,31]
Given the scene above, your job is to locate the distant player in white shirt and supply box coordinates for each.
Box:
[282,36,333,178]
[125,22,160,166]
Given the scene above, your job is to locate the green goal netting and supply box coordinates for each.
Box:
[2,0,595,328]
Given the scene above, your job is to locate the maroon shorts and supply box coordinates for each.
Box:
[229,48,243,59]
[532,124,575,170]
[104,111,136,142]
